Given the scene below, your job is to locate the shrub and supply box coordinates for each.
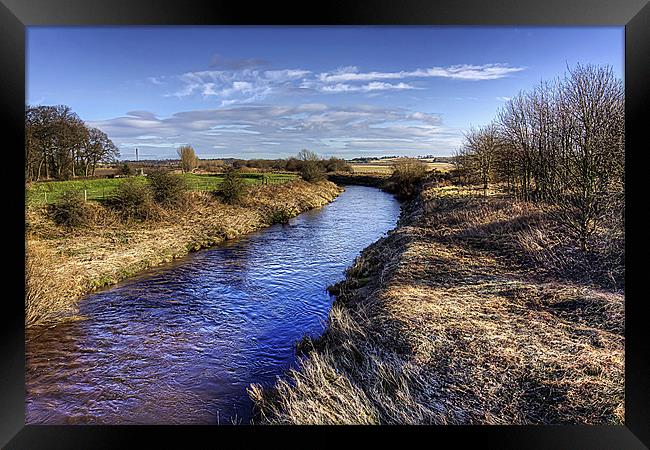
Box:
[148,171,189,207]
[120,163,133,176]
[390,158,428,199]
[109,178,154,221]
[296,149,326,182]
[49,190,91,228]
[299,161,326,182]
[217,169,248,204]
[323,157,352,173]
[266,205,297,225]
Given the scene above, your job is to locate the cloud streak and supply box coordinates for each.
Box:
[151,63,525,105]
[318,64,526,83]
[126,62,525,157]
[89,104,462,159]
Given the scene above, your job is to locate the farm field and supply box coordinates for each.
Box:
[26,172,296,205]
[349,158,454,174]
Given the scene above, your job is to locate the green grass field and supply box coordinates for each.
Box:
[26,172,297,206]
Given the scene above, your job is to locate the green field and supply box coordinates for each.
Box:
[26,172,297,206]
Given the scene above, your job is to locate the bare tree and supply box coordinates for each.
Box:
[462,124,499,196]
[177,145,199,173]
[81,127,119,177]
[296,149,325,182]
[297,149,320,162]
[552,64,624,251]
[458,64,624,251]
[25,105,119,181]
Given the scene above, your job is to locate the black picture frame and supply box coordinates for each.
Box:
[2,0,648,447]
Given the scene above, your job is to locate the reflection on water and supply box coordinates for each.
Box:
[26,185,401,424]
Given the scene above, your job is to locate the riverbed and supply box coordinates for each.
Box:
[25,185,401,424]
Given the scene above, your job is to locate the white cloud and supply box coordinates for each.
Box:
[320,81,417,93]
[159,63,525,105]
[88,104,461,159]
[318,63,525,83]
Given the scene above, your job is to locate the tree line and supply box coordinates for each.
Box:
[26,105,119,182]
[454,64,624,251]
[227,154,351,174]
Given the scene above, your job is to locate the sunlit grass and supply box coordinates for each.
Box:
[26,172,297,205]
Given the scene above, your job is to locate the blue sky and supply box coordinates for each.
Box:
[27,27,623,159]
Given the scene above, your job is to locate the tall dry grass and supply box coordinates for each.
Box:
[25,180,342,328]
[250,183,624,425]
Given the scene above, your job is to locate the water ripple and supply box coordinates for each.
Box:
[26,185,401,424]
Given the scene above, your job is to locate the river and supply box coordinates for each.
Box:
[25,185,401,424]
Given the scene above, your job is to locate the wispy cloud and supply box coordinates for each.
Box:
[154,63,525,106]
[147,76,165,86]
[318,64,525,83]
[89,104,461,159]
[116,62,525,157]
[319,81,417,93]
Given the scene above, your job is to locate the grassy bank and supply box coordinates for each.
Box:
[249,183,624,424]
[26,179,341,327]
[26,172,296,206]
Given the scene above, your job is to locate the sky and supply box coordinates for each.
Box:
[27,27,624,160]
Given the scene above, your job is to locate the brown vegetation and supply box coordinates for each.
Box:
[177,145,199,173]
[387,158,429,199]
[249,183,624,425]
[25,180,342,327]
[297,149,326,182]
[454,64,624,252]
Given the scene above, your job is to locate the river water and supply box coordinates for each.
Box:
[26,185,401,424]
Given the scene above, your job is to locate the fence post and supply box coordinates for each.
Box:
[84,189,87,202]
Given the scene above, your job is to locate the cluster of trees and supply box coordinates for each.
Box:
[26,105,119,181]
[454,64,624,250]
[228,154,352,174]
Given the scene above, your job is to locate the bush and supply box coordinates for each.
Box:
[265,205,297,225]
[120,163,133,176]
[49,190,91,228]
[323,157,352,173]
[390,158,428,199]
[109,178,154,221]
[299,161,326,182]
[148,171,189,206]
[295,149,326,182]
[217,169,248,204]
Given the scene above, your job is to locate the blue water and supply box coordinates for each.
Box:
[26,185,401,424]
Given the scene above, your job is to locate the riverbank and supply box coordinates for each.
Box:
[249,182,624,424]
[26,180,342,327]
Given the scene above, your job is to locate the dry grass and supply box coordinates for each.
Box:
[249,183,624,425]
[25,180,342,327]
